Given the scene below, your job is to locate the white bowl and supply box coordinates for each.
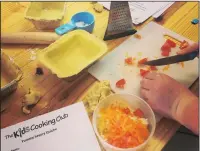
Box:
[92,93,156,151]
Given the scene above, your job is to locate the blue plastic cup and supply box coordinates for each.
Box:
[55,12,95,35]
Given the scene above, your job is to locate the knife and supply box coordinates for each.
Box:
[143,50,198,66]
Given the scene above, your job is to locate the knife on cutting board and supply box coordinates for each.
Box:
[143,50,199,66]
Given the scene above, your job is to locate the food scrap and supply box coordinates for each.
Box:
[166,39,176,48]
[138,58,148,65]
[22,106,31,114]
[161,50,170,56]
[149,66,158,71]
[125,57,134,65]
[134,34,142,39]
[134,108,145,118]
[162,65,170,71]
[22,89,41,114]
[82,81,112,117]
[35,67,44,75]
[93,3,104,13]
[179,62,184,68]
[180,40,189,49]
[161,39,178,57]
[161,42,171,52]
[116,79,126,89]
[97,105,149,148]
[137,52,143,56]
[125,52,129,57]
[140,69,150,77]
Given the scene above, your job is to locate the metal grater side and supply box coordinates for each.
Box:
[104,2,137,40]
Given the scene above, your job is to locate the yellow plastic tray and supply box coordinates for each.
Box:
[24,2,66,30]
[38,30,107,79]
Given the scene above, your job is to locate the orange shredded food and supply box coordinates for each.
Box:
[163,65,170,71]
[179,62,184,68]
[134,34,142,39]
[97,105,149,149]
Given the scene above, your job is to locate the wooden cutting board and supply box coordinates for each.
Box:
[88,22,198,121]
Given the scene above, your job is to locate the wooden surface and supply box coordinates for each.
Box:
[1,2,199,151]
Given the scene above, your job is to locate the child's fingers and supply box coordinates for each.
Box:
[177,43,199,55]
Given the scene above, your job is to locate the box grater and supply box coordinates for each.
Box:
[104,2,137,40]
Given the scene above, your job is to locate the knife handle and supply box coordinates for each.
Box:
[187,50,199,60]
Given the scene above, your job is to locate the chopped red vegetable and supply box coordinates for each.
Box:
[150,66,157,71]
[122,108,131,114]
[125,57,133,65]
[161,42,171,52]
[134,108,144,118]
[140,69,150,77]
[180,40,189,49]
[138,58,148,65]
[166,39,176,48]
[116,79,126,89]
[161,50,170,56]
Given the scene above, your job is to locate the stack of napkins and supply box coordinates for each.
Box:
[99,2,174,24]
[1,102,101,151]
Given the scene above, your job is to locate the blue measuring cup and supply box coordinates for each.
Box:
[55,12,95,35]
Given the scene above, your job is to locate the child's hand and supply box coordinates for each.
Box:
[140,72,199,134]
[140,72,194,119]
[177,43,199,57]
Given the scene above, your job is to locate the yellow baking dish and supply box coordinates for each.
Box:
[38,30,107,80]
[25,2,66,30]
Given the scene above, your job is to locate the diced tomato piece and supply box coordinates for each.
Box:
[161,50,170,56]
[180,40,189,49]
[122,108,131,114]
[138,58,148,65]
[140,69,150,77]
[116,79,126,89]
[161,42,171,52]
[150,66,157,71]
[133,108,144,118]
[166,39,176,48]
[125,57,133,65]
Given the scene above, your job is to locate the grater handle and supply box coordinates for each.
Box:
[55,22,76,35]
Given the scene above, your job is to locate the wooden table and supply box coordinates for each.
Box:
[1,2,199,151]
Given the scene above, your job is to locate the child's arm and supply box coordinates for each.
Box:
[175,96,199,135]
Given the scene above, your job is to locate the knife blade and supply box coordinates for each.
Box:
[143,50,198,66]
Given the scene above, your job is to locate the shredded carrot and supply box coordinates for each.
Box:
[162,65,170,71]
[97,105,149,148]
[179,62,184,68]
[134,34,142,39]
